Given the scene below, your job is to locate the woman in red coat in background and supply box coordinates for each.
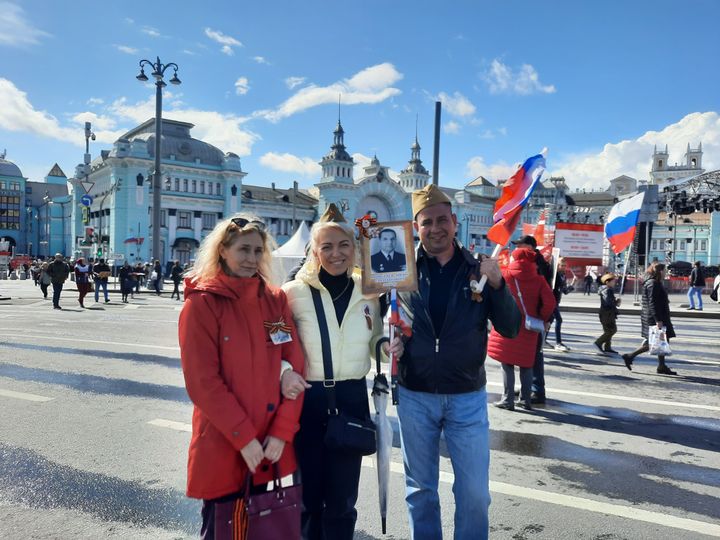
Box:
[488,248,556,411]
[179,215,306,539]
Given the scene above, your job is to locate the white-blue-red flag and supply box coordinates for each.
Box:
[605,192,645,254]
[487,149,547,247]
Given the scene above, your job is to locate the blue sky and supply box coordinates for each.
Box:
[2,0,720,191]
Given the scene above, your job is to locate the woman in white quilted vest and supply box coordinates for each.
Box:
[282,203,403,540]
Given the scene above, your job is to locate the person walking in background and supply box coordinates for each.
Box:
[548,257,573,352]
[396,185,521,540]
[92,258,111,303]
[282,205,401,540]
[119,261,133,303]
[179,215,305,539]
[46,253,70,310]
[687,261,704,311]
[152,259,162,295]
[594,273,620,354]
[713,273,720,304]
[489,247,556,411]
[584,272,594,295]
[74,257,92,308]
[39,262,51,299]
[170,260,183,300]
[622,262,678,375]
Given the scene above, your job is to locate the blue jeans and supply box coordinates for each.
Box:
[687,286,703,309]
[94,280,109,302]
[397,385,490,540]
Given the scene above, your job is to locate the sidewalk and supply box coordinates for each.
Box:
[561,290,720,319]
[0,278,183,301]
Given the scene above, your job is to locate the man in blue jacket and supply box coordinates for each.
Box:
[397,184,521,540]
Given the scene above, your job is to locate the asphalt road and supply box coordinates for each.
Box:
[0,280,719,539]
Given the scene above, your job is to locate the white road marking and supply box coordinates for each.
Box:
[0,388,54,402]
[125,304,140,309]
[2,333,179,351]
[485,381,720,412]
[147,418,191,432]
[361,459,720,537]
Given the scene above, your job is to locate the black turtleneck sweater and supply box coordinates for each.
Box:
[319,267,354,324]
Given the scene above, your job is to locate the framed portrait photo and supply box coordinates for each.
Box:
[361,220,418,294]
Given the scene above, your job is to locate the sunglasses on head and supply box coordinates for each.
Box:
[230,217,266,230]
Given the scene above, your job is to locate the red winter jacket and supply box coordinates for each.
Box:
[488,248,556,368]
[178,272,305,500]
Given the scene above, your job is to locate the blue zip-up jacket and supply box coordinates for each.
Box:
[398,242,521,394]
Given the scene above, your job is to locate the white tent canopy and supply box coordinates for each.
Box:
[271,221,311,283]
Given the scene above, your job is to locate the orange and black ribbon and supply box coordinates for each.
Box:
[264,319,292,335]
[354,215,377,238]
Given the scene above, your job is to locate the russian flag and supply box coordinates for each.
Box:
[604,192,645,254]
[487,150,547,246]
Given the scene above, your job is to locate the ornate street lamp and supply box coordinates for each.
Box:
[136,56,181,264]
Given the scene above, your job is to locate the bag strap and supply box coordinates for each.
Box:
[513,278,529,318]
[310,286,338,414]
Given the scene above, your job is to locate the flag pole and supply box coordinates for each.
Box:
[620,245,632,295]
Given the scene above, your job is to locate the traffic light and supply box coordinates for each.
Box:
[97,248,103,257]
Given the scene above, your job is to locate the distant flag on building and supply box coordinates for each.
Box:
[487,149,547,247]
[604,192,645,254]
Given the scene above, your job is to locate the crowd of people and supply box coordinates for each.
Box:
[174,182,720,539]
[22,256,189,309]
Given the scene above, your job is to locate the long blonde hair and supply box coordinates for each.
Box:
[187,214,277,283]
[300,221,358,278]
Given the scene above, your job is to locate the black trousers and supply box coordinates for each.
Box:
[51,282,63,307]
[171,281,181,299]
[296,378,369,540]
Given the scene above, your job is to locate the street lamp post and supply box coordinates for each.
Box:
[42,191,51,257]
[136,57,181,265]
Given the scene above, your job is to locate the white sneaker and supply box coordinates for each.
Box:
[554,343,570,352]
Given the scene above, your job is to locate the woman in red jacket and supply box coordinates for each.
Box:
[178,215,306,538]
[488,248,556,411]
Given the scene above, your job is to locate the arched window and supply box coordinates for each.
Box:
[691,158,697,167]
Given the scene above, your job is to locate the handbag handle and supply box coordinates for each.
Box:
[310,286,338,415]
[513,278,530,319]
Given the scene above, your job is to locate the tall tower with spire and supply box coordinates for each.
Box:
[398,130,430,192]
[318,100,354,184]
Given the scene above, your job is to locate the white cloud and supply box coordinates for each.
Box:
[444,121,461,135]
[257,63,403,123]
[464,156,519,183]
[259,152,321,177]
[108,95,258,156]
[552,111,720,190]
[204,28,242,55]
[86,97,104,106]
[141,26,162,38]
[0,78,259,157]
[182,49,196,56]
[437,91,476,117]
[253,56,270,65]
[234,77,250,96]
[114,44,138,55]
[285,76,306,89]
[124,17,135,24]
[0,2,50,47]
[484,59,556,95]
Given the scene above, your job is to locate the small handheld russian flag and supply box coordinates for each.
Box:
[487,149,547,247]
[605,192,646,254]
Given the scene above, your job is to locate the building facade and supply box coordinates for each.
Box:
[650,143,704,185]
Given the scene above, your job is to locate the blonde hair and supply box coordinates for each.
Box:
[187,214,276,283]
[300,221,358,277]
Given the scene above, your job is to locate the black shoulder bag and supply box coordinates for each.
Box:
[310,287,377,456]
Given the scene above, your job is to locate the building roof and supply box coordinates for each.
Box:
[25,182,69,206]
[118,118,227,167]
[47,163,66,178]
[241,184,318,207]
[466,176,494,187]
[0,158,23,178]
[566,191,616,205]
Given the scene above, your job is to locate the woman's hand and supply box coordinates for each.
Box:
[240,439,264,473]
[383,335,404,359]
[656,322,664,330]
[281,369,311,400]
[263,436,286,463]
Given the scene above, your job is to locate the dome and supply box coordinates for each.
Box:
[118,119,226,167]
[0,158,23,178]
